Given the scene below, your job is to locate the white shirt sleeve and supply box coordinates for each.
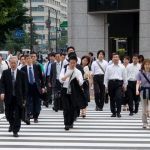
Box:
[59,68,65,84]
[76,69,84,86]
[122,66,128,87]
[104,67,109,88]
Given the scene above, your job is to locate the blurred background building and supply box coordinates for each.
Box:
[68,0,150,59]
[25,0,68,52]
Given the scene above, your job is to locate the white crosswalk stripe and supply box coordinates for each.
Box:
[0,102,150,150]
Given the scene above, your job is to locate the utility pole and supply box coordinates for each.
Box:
[48,9,51,52]
[56,10,58,52]
[29,0,33,51]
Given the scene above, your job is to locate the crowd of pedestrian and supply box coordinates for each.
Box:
[0,46,150,137]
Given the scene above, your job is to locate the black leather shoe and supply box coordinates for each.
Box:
[134,110,138,114]
[8,126,12,132]
[69,124,73,129]
[111,114,116,117]
[13,132,19,137]
[129,112,134,116]
[64,126,70,130]
[52,107,58,112]
[34,119,38,123]
[25,120,30,125]
[117,113,121,118]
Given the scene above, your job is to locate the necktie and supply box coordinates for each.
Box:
[0,64,2,78]
[29,67,34,84]
[46,61,51,77]
[11,71,15,96]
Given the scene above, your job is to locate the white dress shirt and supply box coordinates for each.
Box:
[59,66,83,88]
[11,69,17,80]
[0,61,8,78]
[126,63,141,81]
[104,63,127,88]
[91,59,108,75]
[27,65,35,83]
[56,61,62,79]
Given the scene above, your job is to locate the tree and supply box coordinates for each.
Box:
[0,0,30,46]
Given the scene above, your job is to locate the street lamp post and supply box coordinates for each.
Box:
[48,9,51,52]
[55,10,58,52]
[38,5,58,52]
[29,0,33,51]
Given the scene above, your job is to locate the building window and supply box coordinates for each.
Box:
[32,16,44,22]
[31,0,44,2]
[32,7,44,11]
[35,25,44,30]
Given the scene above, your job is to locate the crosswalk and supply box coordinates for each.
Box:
[0,102,150,150]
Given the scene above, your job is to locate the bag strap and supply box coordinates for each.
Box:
[96,61,105,74]
[141,71,150,84]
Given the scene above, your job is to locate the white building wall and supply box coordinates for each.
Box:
[68,0,107,57]
[139,0,150,58]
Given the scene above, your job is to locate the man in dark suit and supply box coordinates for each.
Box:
[21,55,44,124]
[50,53,62,111]
[0,56,27,137]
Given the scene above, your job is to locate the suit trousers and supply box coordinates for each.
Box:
[108,80,123,114]
[0,100,4,113]
[45,77,52,104]
[27,83,41,119]
[127,81,140,113]
[5,96,22,133]
[62,88,75,126]
[93,75,105,109]
[53,79,62,110]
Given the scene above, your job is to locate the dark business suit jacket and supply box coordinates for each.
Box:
[21,64,44,94]
[50,62,62,88]
[0,69,27,106]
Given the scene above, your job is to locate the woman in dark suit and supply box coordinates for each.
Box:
[80,56,91,118]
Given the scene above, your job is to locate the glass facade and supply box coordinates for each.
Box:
[88,0,139,12]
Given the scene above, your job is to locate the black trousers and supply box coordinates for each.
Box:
[27,83,41,119]
[5,96,22,133]
[108,80,123,114]
[45,77,52,104]
[93,75,105,109]
[53,79,62,110]
[127,81,140,113]
[62,88,75,126]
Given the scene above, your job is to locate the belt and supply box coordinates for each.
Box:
[109,79,122,82]
[94,74,104,76]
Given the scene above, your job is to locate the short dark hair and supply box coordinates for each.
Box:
[24,54,31,59]
[81,55,91,66]
[68,55,77,62]
[67,46,75,52]
[88,52,93,57]
[97,50,105,58]
[20,55,25,59]
[60,53,66,56]
[0,54,2,57]
[30,51,37,57]
[48,52,55,57]
[55,52,60,55]
[68,52,77,58]
[123,56,130,61]
[132,54,139,58]
[112,52,119,56]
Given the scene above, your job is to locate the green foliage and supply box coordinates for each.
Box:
[0,0,30,46]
